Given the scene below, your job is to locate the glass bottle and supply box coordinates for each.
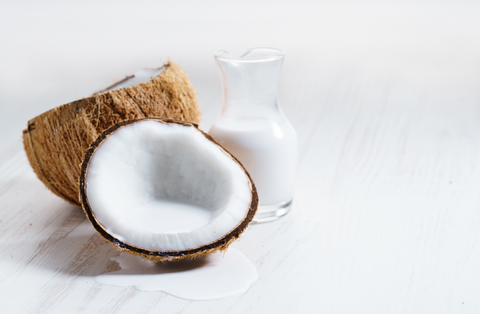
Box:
[209,48,297,223]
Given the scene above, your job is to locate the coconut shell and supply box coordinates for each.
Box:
[23,62,200,206]
[79,118,259,262]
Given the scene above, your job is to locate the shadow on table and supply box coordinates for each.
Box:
[18,202,212,278]
[15,202,123,277]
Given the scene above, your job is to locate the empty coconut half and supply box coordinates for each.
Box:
[80,118,258,262]
[23,62,200,206]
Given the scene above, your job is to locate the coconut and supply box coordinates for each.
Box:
[23,62,200,206]
[79,118,258,262]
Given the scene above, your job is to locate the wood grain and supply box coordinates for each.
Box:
[2,73,480,313]
[1,1,480,313]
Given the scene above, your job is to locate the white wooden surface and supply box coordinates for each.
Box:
[2,1,480,313]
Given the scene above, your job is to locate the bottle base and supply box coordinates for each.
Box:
[253,200,292,223]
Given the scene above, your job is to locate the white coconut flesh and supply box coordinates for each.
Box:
[104,68,165,92]
[85,120,253,252]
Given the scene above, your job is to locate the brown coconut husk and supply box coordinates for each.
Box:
[23,62,200,206]
[79,118,258,262]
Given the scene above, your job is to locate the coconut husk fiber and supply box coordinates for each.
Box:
[22,61,201,206]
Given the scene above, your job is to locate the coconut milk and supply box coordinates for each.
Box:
[209,108,297,206]
[95,248,257,301]
[210,48,297,221]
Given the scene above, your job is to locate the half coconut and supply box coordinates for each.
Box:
[23,62,200,206]
[80,118,258,262]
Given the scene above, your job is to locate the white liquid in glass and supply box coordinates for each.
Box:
[209,48,297,222]
[209,107,297,205]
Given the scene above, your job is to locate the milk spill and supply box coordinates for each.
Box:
[95,248,257,301]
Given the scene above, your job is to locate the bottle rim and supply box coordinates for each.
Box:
[214,47,284,62]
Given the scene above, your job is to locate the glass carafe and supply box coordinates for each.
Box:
[209,48,297,223]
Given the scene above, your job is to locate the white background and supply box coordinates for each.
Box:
[1,0,480,313]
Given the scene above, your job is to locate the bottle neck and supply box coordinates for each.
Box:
[216,54,283,116]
